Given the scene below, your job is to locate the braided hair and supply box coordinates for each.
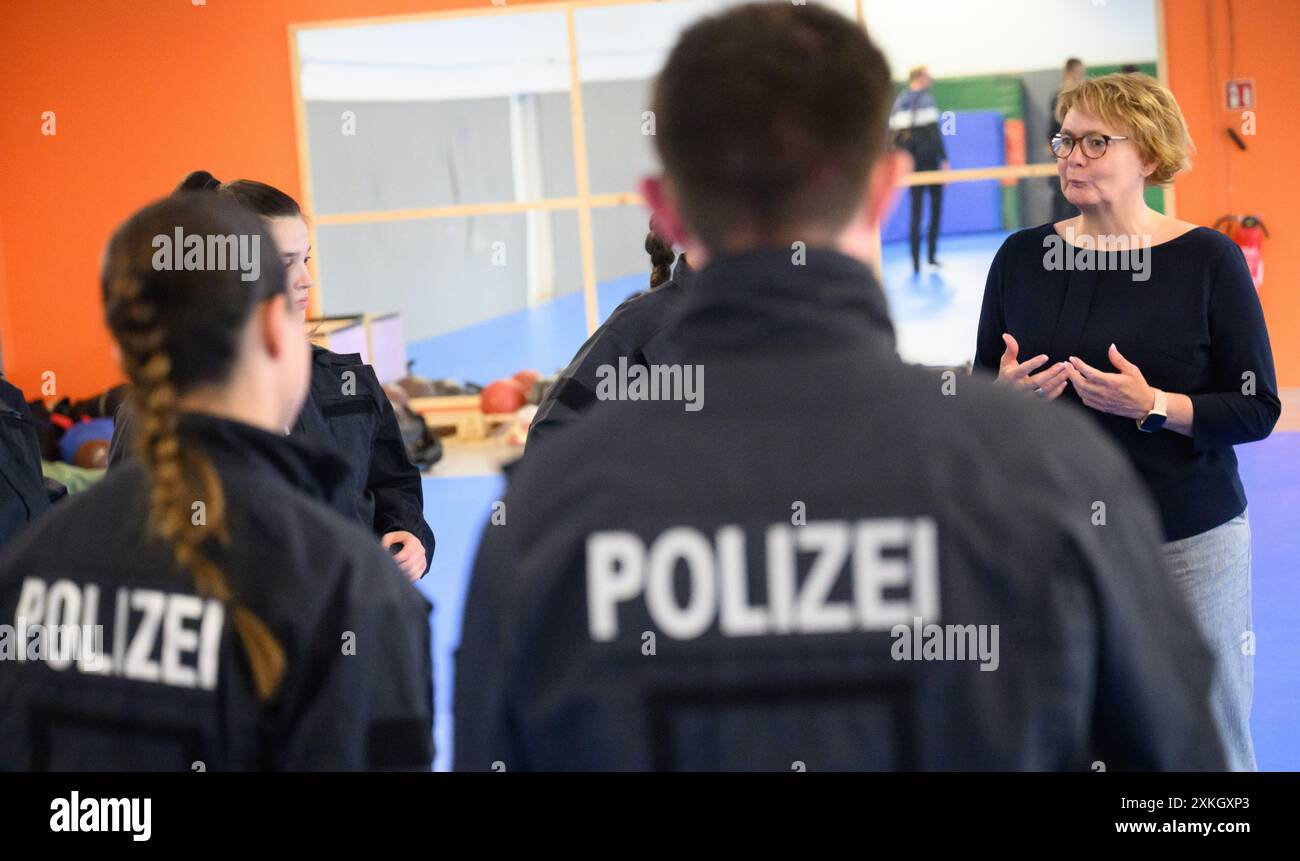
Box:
[101,194,289,702]
[645,225,677,289]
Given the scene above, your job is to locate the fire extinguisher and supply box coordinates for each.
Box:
[1213,214,1269,291]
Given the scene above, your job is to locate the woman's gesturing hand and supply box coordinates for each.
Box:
[995,333,1071,400]
[1065,344,1157,420]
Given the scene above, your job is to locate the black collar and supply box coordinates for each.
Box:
[177,412,352,506]
[312,344,361,368]
[672,247,895,355]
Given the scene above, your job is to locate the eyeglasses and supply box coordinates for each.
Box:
[1051,133,1128,159]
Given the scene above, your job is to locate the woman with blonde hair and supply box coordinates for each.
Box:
[975,73,1280,770]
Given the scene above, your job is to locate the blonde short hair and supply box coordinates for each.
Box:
[1056,73,1193,185]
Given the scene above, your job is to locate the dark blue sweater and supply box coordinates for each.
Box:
[975,223,1280,541]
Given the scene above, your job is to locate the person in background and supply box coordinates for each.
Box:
[889,66,949,275]
[1048,58,1087,222]
[0,194,432,770]
[0,376,53,549]
[109,172,434,581]
[526,221,693,448]
[975,72,1279,770]
[455,2,1224,772]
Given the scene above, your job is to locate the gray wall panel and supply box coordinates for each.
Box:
[316,215,530,341]
[306,99,516,214]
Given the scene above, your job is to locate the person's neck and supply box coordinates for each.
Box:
[681,241,709,269]
[701,232,847,264]
[1075,199,1157,240]
[836,227,879,271]
[176,377,287,435]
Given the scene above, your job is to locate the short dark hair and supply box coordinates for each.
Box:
[1065,57,1084,74]
[651,2,893,250]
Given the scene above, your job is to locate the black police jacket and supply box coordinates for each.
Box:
[0,412,433,770]
[527,256,692,447]
[455,247,1225,772]
[0,378,50,551]
[108,346,434,576]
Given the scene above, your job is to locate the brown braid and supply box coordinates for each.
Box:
[644,228,677,289]
[103,199,287,702]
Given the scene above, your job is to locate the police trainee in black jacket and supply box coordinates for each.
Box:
[0,195,432,770]
[107,170,434,580]
[109,344,436,577]
[0,377,50,549]
[456,249,1224,771]
[454,3,1224,772]
[528,230,693,446]
[1,415,433,770]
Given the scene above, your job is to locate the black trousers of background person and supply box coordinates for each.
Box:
[909,183,943,272]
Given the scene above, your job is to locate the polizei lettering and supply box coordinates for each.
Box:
[3,577,223,689]
[586,518,938,641]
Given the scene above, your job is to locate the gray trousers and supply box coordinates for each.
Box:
[1162,511,1256,771]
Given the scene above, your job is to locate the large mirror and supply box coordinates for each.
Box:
[296,11,584,386]
[864,0,1162,365]
[290,0,1167,773]
[292,0,1163,382]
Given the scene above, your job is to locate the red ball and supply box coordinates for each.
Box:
[481,378,527,414]
[73,439,110,470]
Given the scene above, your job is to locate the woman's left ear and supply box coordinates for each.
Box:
[259,293,293,359]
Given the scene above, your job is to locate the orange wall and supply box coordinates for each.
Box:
[0,0,548,401]
[1164,0,1300,388]
[1,0,1297,400]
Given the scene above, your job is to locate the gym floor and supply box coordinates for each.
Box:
[413,229,1300,771]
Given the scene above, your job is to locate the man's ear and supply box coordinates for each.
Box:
[864,148,913,233]
[640,176,692,248]
[257,293,292,361]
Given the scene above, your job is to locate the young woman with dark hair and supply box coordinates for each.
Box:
[109,171,435,581]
